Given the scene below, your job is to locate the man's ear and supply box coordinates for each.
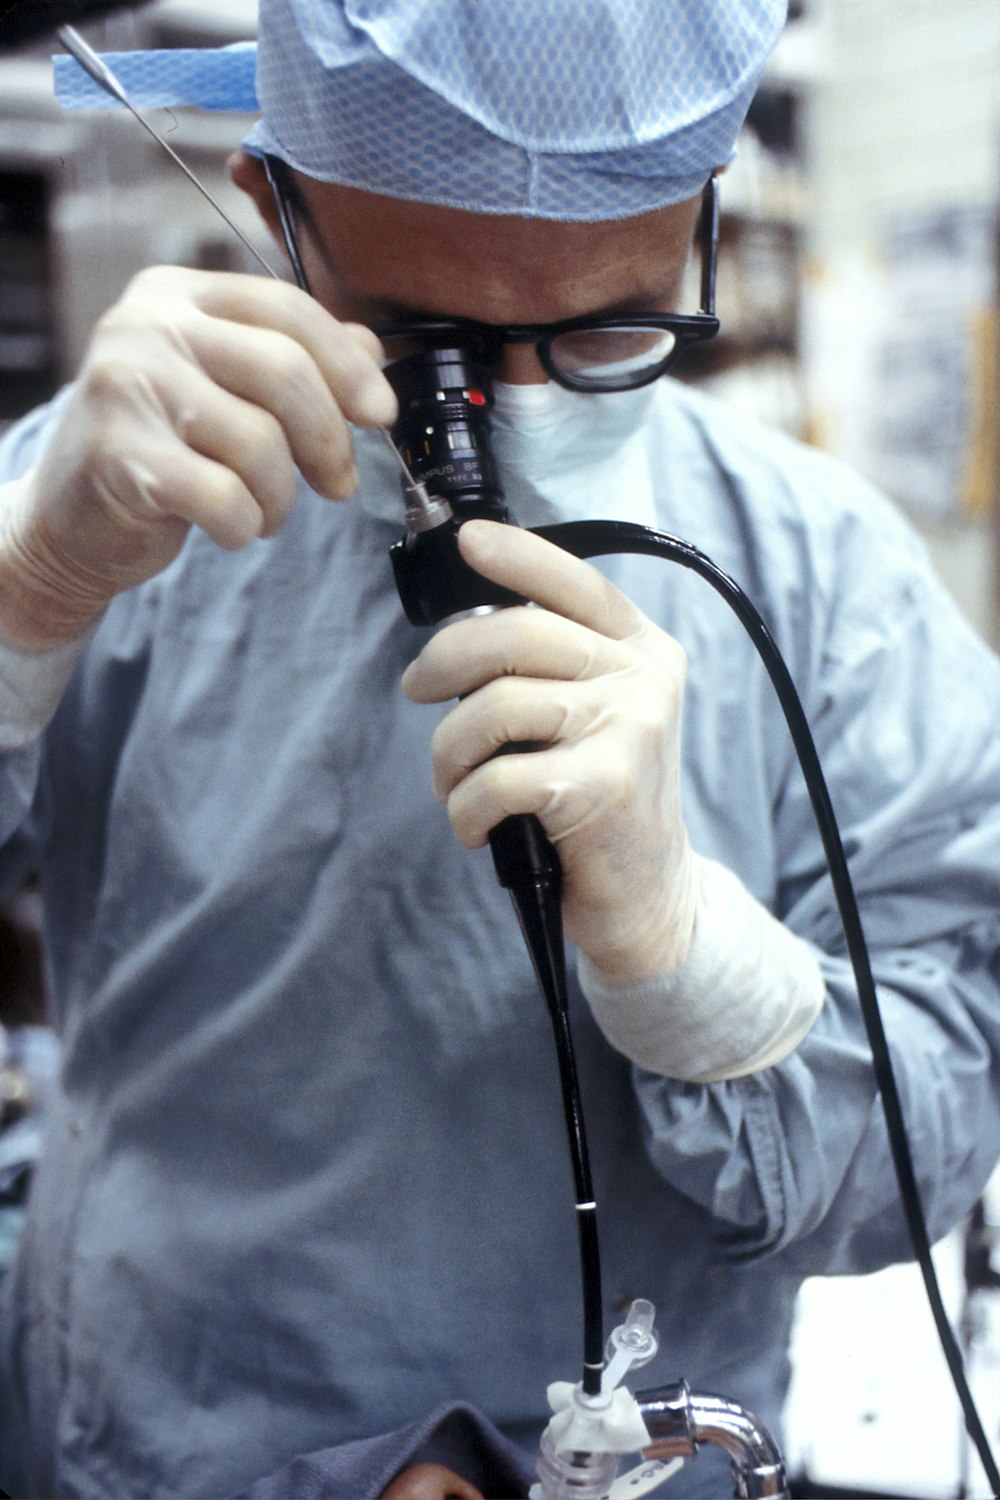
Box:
[228,150,282,240]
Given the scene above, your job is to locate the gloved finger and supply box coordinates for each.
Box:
[135,364,303,534]
[176,317,361,501]
[94,425,272,551]
[428,676,579,799]
[402,604,634,704]
[180,269,398,427]
[427,665,672,797]
[440,737,629,850]
[168,396,300,537]
[105,274,372,501]
[456,518,648,639]
[85,345,301,540]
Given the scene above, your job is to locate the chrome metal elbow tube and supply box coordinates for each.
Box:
[636,1381,789,1499]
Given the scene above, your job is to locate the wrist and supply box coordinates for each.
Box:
[577,855,826,1082]
[569,841,700,982]
[0,471,111,649]
[0,613,102,750]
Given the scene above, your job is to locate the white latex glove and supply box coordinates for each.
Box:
[402,518,700,982]
[578,856,825,1082]
[403,520,825,1080]
[0,266,397,651]
[0,476,101,750]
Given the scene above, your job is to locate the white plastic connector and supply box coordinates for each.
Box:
[531,1300,662,1500]
[602,1298,659,1393]
[530,1382,652,1500]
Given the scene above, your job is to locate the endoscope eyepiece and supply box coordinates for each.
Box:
[384,346,510,522]
[385,342,523,626]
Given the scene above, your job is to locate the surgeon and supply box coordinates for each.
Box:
[0,2,999,1496]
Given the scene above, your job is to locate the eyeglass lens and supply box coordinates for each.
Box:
[547,325,678,387]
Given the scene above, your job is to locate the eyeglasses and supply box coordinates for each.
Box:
[264,156,720,394]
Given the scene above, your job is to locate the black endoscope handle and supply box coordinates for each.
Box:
[389,514,562,895]
[390,511,524,625]
[488,797,561,892]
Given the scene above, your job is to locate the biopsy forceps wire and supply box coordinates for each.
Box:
[54,25,433,509]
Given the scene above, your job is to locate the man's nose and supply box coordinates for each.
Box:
[495,340,549,385]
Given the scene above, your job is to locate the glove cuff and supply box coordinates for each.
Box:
[0,474,100,750]
[577,854,825,1082]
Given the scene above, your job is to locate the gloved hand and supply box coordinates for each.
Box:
[0,265,397,651]
[403,519,825,1080]
[402,518,700,983]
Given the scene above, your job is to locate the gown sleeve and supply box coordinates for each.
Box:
[634,468,1000,1276]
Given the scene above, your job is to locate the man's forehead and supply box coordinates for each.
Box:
[295,176,702,323]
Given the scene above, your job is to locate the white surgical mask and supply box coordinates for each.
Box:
[488,379,658,528]
[352,377,658,530]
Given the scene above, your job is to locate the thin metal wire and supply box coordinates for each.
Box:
[61,29,421,498]
[258,155,428,499]
[57,27,283,281]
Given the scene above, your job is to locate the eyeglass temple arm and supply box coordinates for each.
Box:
[263,154,311,294]
[699,175,719,317]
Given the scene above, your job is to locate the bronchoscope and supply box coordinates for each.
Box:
[380,333,1000,1498]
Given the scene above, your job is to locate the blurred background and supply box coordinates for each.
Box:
[0,1,998,1495]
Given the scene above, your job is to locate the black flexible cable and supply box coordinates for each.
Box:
[515,889,604,1397]
[491,818,605,1395]
[531,517,1000,1494]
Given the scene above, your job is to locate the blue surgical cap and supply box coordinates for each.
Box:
[246,0,787,221]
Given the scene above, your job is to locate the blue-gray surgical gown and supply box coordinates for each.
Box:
[1,381,999,1499]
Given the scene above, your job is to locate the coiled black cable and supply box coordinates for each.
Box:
[532,516,1000,1494]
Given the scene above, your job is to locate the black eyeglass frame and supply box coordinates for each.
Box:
[263,154,721,394]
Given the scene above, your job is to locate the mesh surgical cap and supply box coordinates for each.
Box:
[246,0,787,222]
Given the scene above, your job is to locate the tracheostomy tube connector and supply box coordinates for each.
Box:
[530,1299,680,1500]
[531,1298,789,1500]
